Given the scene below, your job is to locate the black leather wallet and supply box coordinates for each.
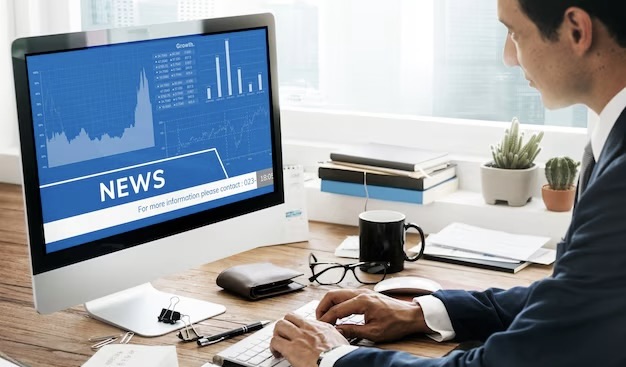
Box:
[216,262,306,300]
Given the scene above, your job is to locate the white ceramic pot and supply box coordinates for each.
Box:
[480,163,538,207]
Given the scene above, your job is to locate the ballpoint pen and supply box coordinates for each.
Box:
[197,320,272,347]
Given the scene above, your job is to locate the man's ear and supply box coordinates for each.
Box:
[563,7,593,55]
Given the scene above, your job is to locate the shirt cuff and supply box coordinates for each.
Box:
[414,295,456,342]
[319,345,359,367]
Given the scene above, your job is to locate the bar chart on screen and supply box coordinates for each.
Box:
[205,37,266,101]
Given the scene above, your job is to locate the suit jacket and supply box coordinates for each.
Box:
[336,107,626,367]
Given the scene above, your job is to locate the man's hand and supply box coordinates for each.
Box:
[316,289,432,342]
[270,313,349,367]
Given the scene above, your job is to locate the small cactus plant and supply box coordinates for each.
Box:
[545,156,580,190]
[490,117,544,169]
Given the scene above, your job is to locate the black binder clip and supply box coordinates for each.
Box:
[177,315,203,342]
[158,296,182,324]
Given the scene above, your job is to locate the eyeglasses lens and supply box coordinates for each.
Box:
[313,264,347,285]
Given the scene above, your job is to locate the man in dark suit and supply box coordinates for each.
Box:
[269,0,626,366]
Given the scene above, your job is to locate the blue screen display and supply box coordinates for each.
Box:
[25,28,275,253]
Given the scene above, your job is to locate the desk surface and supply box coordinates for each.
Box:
[0,183,552,366]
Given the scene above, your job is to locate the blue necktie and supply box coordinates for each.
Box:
[577,141,595,201]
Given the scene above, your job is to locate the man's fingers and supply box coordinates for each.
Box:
[273,318,301,340]
[271,317,306,359]
[336,324,381,342]
[316,289,360,319]
[269,334,287,358]
[318,296,368,324]
[283,312,307,327]
[334,324,361,339]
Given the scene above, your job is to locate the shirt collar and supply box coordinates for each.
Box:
[592,87,626,160]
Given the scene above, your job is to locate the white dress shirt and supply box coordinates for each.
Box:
[592,87,626,161]
[323,87,626,366]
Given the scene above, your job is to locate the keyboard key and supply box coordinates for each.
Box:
[272,360,292,367]
[248,355,269,365]
[259,350,273,359]
[236,354,252,363]
[258,358,281,367]
[252,345,266,353]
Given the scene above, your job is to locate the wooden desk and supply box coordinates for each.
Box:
[0,183,551,366]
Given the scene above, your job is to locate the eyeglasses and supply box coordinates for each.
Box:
[308,253,389,285]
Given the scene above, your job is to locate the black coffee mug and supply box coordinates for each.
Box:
[359,210,426,273]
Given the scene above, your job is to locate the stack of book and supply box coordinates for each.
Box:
[319,143,458,205]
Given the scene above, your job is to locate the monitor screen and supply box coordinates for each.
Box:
[12,14,283,334]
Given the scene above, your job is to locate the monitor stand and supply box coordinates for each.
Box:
[85,283,226,337]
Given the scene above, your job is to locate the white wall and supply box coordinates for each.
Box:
[0,0,18,153]
[0,0,21,184]
[0,0,81,184]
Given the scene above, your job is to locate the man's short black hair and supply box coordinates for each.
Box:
[518,0,626,47]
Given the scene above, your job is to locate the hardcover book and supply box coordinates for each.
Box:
[320,177,459,205]
[318,163,456,191]
[329,143,449,172]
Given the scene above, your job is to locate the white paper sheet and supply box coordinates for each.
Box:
[426,223,550,262]
[334,236,360,259]
[527,248,557,265]
[0,354,21,367]
[82,345,178,367]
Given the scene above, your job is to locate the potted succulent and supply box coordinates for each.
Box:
[481,118,544,207]
[542,156,580,212]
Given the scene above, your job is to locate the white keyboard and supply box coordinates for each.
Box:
[212,300,364,367]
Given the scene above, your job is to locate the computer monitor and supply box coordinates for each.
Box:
[11,13,283,336]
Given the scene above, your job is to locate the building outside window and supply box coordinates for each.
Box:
[80,0,587,128]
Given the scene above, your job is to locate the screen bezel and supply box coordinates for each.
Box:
[12,14,283,275]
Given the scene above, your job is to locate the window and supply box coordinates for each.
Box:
[80,0,587,128]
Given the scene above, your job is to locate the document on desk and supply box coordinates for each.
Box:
[81,345,178,367]
[416,242,556,265]
[426,223,551,262]
[0,351,28,367]
[335,235,360,259]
